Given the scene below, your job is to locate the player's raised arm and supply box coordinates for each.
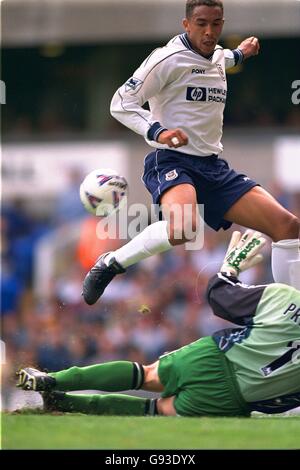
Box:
[237,36,260,59]
[224,36,260,69]
[206,230,267,325]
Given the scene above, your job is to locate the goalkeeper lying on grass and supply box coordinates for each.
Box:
[17,230,300,417]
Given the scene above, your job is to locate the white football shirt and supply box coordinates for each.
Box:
[110,34,242,157]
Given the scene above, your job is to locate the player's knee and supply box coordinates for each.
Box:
[157,397,177,416]
[168,219,199,245]
[143,364,154,384]
[287,215,300,238]
[272,213,300,241]
[142,362,164,392]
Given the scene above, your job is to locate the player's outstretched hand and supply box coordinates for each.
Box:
[158,129,189,148]
[238,37,260,59]
[220,229,266,277]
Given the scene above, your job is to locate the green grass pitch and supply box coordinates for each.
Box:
[1,412,300,449]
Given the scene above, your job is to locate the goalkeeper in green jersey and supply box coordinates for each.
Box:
[17,231,300,417]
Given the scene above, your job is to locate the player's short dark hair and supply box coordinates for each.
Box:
[186,0,224,18]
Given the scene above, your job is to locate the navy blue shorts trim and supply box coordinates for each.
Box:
[142,149,259,231]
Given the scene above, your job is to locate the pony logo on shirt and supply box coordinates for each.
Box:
[165,170,178,181]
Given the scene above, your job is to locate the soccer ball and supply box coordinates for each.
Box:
[79,168,128,217]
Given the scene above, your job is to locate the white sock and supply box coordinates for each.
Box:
[102,221,172,269]
[271,239,300,287]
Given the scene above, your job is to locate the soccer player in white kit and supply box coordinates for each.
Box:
[83,0,300,305]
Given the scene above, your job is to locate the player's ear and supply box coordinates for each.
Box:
[182,18,189,33]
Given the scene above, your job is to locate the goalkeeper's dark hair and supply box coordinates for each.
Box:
[186,0,224,18]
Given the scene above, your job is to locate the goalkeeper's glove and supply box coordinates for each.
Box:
[220,229,266,277]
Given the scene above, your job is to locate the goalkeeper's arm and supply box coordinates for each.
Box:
[206,273,267,325]
[206,230,268,325]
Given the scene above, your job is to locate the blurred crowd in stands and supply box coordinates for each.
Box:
[2,176,300,410]
[3,106,300,140]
